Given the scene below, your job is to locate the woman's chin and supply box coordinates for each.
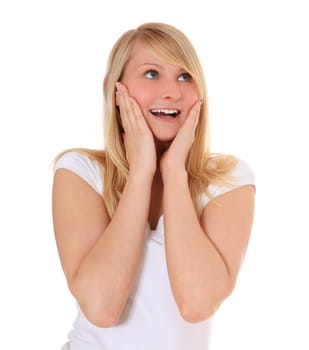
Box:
[153,134,175,143]
[151,128,177,143]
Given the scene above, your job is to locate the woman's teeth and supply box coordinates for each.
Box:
[150,109,180,118]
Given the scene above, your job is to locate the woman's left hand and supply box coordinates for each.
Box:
[160,99,201,181]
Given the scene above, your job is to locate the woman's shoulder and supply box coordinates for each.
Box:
[53,149,105,196]
[225,156,255,185]
[201,155,255,207]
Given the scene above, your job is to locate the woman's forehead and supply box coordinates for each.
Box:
[126,40,185,70]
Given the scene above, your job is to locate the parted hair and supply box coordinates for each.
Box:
[55,22,237,218]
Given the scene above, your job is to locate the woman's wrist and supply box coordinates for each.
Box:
[162,167,188,186]
[127,167,155,186]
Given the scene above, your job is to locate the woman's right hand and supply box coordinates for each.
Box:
[116,82,157,177]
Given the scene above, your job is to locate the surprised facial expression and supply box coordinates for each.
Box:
[120,41,199,142]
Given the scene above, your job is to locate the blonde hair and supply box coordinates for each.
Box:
[55,22,237,217]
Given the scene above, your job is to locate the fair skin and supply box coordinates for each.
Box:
[52,41,255,327]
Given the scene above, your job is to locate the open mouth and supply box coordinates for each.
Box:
[150,108,180,118]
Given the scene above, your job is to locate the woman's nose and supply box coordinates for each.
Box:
[159,80,182,100]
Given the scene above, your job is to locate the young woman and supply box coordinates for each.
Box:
[52,22,255,350]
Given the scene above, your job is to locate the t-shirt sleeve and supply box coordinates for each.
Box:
[201,158,255,209]
[53,151,104,196]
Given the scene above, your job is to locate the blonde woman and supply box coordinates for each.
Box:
[53,22,255,350]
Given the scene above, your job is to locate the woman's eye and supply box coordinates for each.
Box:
[145,70,158,79]
[178,73,191,81]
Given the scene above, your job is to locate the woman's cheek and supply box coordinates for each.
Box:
[131,89,153,109]
[127,80,153,101]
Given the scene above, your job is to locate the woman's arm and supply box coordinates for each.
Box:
[53,167,153,327]
[53,84,157,328]
[163,174,255,323]
[160,101,255,322]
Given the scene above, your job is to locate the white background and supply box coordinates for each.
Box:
[1,0,308,349]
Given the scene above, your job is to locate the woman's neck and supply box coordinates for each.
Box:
[155,139,171,157]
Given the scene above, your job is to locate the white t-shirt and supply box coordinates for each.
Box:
[54,151,255,350]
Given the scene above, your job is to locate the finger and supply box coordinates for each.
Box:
[117,82,149,133]
[116,83,132,129]
[182,99,202,135]
[116,83,141,131]
[128,95,149,129]
[189,99,202,124]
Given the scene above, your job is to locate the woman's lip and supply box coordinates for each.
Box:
[148,111,182,122]
[149,108,181,118]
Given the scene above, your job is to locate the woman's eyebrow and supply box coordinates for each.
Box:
[138,62,184,74]
[138,62,163,69]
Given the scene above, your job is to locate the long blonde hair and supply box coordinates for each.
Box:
[56,22,237,217]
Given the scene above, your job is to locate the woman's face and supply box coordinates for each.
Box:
[120,41,199,142]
